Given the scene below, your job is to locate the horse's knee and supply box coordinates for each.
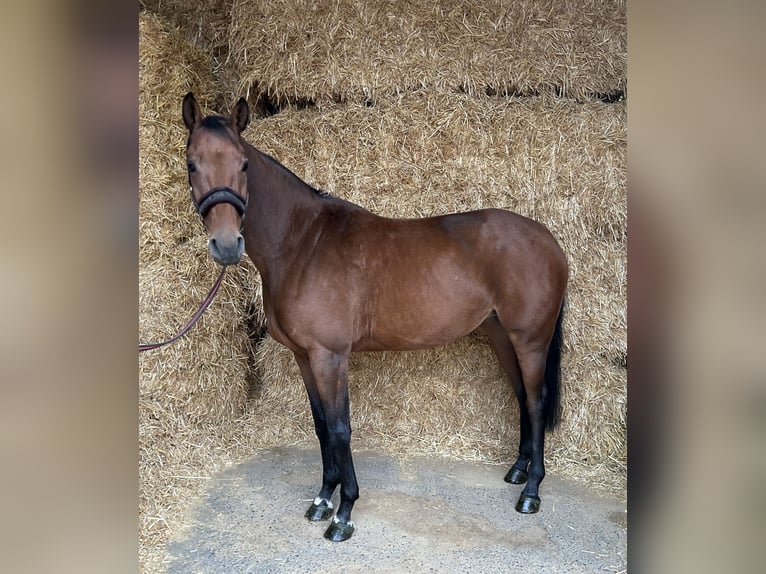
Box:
[327,422,352,448]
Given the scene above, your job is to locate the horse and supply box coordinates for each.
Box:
[181,92,568,542]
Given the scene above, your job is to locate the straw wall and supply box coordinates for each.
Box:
[139,12,261,571]
[229,0,626,106]
[139,1,626,571]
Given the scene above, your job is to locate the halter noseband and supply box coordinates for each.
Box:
[192,186,248,219]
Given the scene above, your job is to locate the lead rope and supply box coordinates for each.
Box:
[139,265,227,352]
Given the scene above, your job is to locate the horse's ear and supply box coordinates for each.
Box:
[182,92,202,131]
[230,97,249,133]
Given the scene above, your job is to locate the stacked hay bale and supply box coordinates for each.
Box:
[228,0,626,106]
[139,11,263,571]
[138,0,239,110]
[140,0,625,569]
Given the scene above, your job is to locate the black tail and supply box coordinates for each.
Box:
[542,302,565,431]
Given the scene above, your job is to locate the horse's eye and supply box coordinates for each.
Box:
[242,160,249,172]
[187,162,196,173]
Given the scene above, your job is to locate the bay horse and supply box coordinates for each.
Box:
[181,93,568,542]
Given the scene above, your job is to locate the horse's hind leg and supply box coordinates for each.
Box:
[510,341,550,514]
[480,317,533,485]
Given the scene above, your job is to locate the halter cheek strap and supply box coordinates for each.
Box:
[191,186,248,218]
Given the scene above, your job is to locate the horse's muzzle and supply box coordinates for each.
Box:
[209,233,245,266]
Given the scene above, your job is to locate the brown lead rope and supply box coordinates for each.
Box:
[139,265,227,352]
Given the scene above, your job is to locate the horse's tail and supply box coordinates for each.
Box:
[543,301,565,431]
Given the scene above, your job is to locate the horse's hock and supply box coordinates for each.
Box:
[140,0,625,568]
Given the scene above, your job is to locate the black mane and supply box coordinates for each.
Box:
[313,187,333,199]
[187,115,238,148]
[200,116,229,132]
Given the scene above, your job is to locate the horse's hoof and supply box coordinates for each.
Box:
[323,517,355,542]
[504,467,529,484]
[305,498,334,522]
[515,494,541,514]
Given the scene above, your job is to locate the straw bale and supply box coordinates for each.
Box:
[139,11,218,128]
[549,354,627,481]
[138,1,231,66]
[139,260,254,420]
[139,13,265,571]
[252,334,626,492]
[139,396,255,573]
[229,0,626,106]
[139,255,262,568]
[139,12,218,263]
[140,11,257,421]
[140,1,241,109]
[253,333,512,454]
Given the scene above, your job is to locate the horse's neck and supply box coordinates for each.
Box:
[243,146,322,282]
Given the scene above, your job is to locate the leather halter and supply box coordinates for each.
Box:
[192,186,247,218]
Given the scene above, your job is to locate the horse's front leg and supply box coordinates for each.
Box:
[295,348,359,541]
[293,352,337,522]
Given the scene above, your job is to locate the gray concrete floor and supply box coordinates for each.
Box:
[167,447,626,573]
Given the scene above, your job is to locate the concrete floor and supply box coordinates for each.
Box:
[167,447,626,573]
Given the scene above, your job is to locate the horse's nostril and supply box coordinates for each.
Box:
[208,237,223,261]
[209,235,243,265]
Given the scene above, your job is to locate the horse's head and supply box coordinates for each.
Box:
[182,92,250,266]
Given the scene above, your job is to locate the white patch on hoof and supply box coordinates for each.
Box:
[313,497,333,509]
[332,515,354,528]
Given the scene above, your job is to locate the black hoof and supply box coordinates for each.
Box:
[324,518,355,542]
[515,494,541,514]
[305,499,334,522]
[504,467,529,484]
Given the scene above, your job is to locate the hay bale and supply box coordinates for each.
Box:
[139,11,218,265]
[253,333,514,456]
[139,10,260,421]
[229,0,626,106]
[139,12,264,571]
[139,1,240,109]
